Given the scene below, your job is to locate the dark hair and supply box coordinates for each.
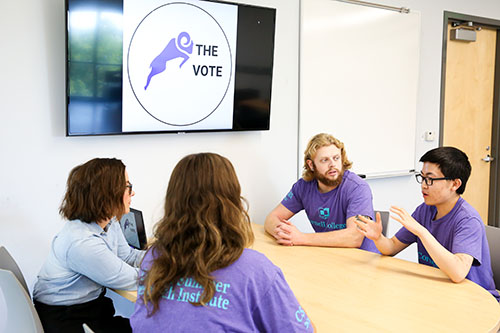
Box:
[59,158,127,223]
[419,147,471,194]
[142,153,254,315]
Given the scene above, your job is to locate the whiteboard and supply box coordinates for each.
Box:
[299,0,421,178]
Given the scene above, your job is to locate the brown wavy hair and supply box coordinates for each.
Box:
[141,153,254,315]
[59,158,127,223]
[302,133,352,181]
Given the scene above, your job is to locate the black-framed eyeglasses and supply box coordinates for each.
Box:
[415,174,453,186]
[126,182,133,195]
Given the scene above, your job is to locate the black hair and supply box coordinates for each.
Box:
[419,147,471,195]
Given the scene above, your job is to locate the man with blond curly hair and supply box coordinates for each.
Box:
[265,133,377,252]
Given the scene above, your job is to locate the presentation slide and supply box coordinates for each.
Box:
[122,0,238,132]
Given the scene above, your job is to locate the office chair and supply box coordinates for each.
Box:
[0,268,44,333]
[374,211,390,237]
[484,225,500,290]
[0,246,29,294]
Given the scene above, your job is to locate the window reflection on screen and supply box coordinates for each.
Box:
[67,1,123,135]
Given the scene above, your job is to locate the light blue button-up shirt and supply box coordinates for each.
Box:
[33,219,145,306]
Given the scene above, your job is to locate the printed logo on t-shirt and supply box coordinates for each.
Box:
[284,191,293,201]
[163,277,231,310]
[138,275,232,310]
[418,251,438,268]
[310,220,346,230]
[295,306,312,330]
[318,207,330,220]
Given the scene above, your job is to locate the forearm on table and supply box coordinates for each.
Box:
[302,227,364,248]
[418,229,472,283]
[373,235,401,256]
[265,204,295,238]
[264,214,280,236]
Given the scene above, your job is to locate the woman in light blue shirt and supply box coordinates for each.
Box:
[33,158,144,333]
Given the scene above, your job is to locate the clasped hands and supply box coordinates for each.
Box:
[273,219,305,246]
[273,206,425,246]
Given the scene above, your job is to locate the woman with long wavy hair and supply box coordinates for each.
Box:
[131,153,313,332]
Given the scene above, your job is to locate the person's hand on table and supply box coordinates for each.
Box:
[274,219,305,246]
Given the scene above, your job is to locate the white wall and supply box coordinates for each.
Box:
[366,0,500,261]
[1,0,500,299]
[0,0,299,291]
[292,0,500,262]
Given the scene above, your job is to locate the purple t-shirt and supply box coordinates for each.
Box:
[131,248,312,332]
[395,197,500,301]
[281,170,378,253]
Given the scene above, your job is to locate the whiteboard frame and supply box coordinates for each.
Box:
[298,0,421,179]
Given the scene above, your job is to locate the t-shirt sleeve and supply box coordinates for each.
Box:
[252,269,312,332]
[281,181,305,214]
[346,182,374,219]
[452,217,483,265]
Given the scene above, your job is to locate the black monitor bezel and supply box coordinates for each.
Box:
[64,0,276,136]
[120,207,148,250]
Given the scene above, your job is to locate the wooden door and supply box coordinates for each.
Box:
[442,23,497,224]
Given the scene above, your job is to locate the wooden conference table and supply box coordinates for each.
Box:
[115,223,500,332]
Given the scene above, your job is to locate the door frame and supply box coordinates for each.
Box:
[440,11,500,226]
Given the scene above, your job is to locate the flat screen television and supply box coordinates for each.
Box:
[65,0,276,136]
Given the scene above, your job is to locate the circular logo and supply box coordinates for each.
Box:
[127,2,233,126]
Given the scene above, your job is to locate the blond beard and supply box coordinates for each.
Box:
[313,168,344,188]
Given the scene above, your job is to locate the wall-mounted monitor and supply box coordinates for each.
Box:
[65,0,276,136]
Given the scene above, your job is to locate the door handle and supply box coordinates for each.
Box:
[482,154,495,162]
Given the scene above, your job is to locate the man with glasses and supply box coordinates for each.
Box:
[355,147,499,301]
